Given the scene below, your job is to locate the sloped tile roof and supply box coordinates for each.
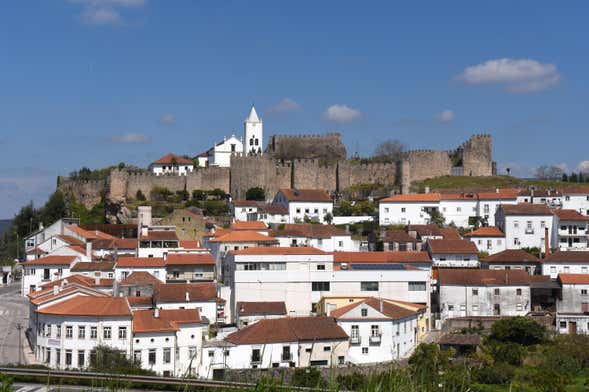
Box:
[438,269,530,286]
[37,296,131,317]
[237,301,287,316]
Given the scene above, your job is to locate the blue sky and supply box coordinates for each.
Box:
[1,1,588,218]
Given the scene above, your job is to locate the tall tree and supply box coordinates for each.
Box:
[373,140,406,163]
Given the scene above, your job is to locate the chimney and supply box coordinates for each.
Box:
[163,253,167,261]
[496,188,499,194]
[86,242,92,259]
[39,222,44,230]
[544,227,550,257]
[185,291,190,302]
[424,186,430,194]
[379,299,383,313]
[95,277,100,286]
[154,308,160,318]
[53,285,59,295]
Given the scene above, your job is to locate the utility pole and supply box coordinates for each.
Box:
[16,323,23,365]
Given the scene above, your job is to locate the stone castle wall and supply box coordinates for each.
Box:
[266,133,347,160]
[58,135,494,207]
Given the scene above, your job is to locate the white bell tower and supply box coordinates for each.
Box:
[244,105,263,155]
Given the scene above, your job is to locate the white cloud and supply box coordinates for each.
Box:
[109,133,150,144]
[160,114,176,126]
[578,160,589,174]
[437,110,454,123]
[323,104,362,123]
[267,98,302,113]
[457,58,561,93]
[68,0,145,26]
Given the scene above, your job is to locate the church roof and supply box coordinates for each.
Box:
[246,105,261,123]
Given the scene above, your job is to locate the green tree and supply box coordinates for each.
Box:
[40,191,67,225]
[324,212,333,224]
[488,317,546,346]
[408,343,453,390]
[246,187,265,201]
[90,345,155,376]
[428,209,446,227]
[135,190,146,201]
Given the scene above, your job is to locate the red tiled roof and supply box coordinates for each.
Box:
[278,189,332,202]
[37,296,131,317]
[116,257,166,268]
[209,231,278,243]
[439,227,462,240]
[179,240,201,249]
[230,221,268,231]
[553,209,589,221]
[231,247,327,255]
[427,239,478,254]
[438,269,530,286]
[166,253,214,265]
[558,274,589,285]
[156,282,218,303]
[152,153,193,165]
[259,204,289,215]
[384,230,417,243]
[333,251,431,263]
[56,235,86,247]
[543,251,589,263]
[482,249,539,263]
[407,224,443,237]
[120,271,161,286]
[232,200,261,207]
[71,261,115,272]
[464,227,505,237]
[225,317,347,344]
[380,193,441,203]
[133,308,201,333]
[500,203,552,216]
[330,297,418,320]
[22,256,77,266]
[113,238,138,249]
[237,301,287,316]
[139,231,179,242]
[127,296,154,307]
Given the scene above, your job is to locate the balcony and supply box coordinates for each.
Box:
[369,334,382,345]
[349,335,361,345]
[525,228,535,234]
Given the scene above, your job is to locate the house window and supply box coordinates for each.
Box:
[338,241,344,247]
[560,321,567,328]
[163,348,171,363]
[338,356,345,365]
[65,350,72,366]
[408,282,426,291]
[362,347,368,354]
[148,349,156,365]
[56,325,61,338]
[472,304,479,311]
[550,266,557,274]
[385,208,390,213]
[581,289,588,295]
[103,327,111,339]
[316,264,325,270]
[311,282,330,291]
[401,208,406,213]
[448,305,454,311]
[65,326,73,339]
[361,282,379,291]
[118,327,127,340]
[514,238,519,246]
[361,308,368,317]
[516,304,523,311]
[296,208,301,214]
[323,346,331,352]
[494,288,500,296]
[90,327,97,339]
[251,349,261,363]
[371,325,380,337]
[472,289,478,296]
[314,208,319,214]
[516,289,522,296]
[78,326,85,339]
[78,351,85,368]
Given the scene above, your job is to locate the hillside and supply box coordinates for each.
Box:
[410,175,587,193]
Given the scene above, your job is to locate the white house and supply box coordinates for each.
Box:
[269,224,359,252]
[235,301,287,328]
[225,247,431,318]
[149,153,195,176]
[114,257,167,282]
[199,316,348,378]
[155,282,223,325]
[332,297,419,363]
[21,256,79,296]
[231,201,289,224]
[556,273,589,335]
[207,134,244,167]
[272,189,333,224]
[33,295,132,369]
[480,249,541,275]
[379,193,441,226]
[437,269,531,323]
[552,210,589,251]
[24,218,80,258]
[561,188,589,216]
[463,226,506,255]
[541,251,589,279]
[425,239,479,268]
[495,203,554,251]
[132,308,208,377]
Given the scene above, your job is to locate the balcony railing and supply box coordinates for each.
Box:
[350,335,361,345]
[369,334,382,345]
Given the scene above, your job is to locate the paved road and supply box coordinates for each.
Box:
[0,282,28,365]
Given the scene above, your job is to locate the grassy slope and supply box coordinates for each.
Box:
[410,176,581,193]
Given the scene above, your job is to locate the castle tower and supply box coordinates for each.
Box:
[244,105,263,155]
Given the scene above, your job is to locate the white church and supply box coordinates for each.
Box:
[200,105,263,168]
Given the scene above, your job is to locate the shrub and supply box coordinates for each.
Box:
[488,342,526,366]
[135,190,146,201]
[475,362,515,385]
[336,372,367,390]
[291,367,327,388]
[151,186,172,202]
[245,187,265,201]
[488,317,546,346]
